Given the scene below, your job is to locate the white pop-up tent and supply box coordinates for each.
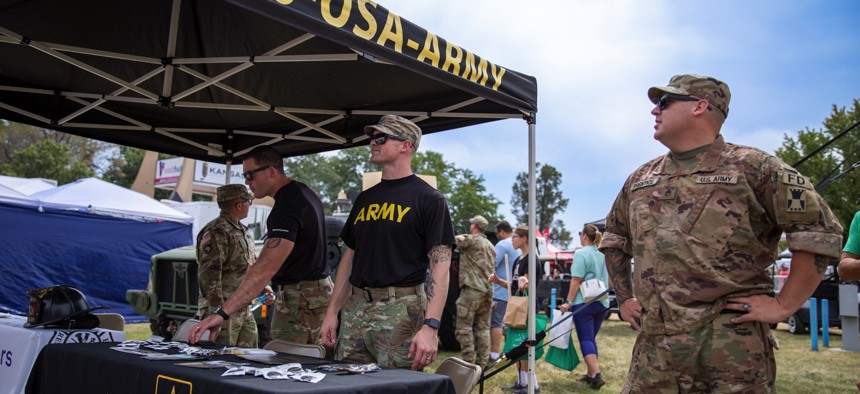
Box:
[0,175,55,195]
[30,178,194,224]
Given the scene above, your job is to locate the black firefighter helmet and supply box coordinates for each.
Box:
[25,284,108,329]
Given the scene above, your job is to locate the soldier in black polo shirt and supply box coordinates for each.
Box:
[190,145,331,346]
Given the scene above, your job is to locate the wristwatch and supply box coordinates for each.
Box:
[214,306,230,320]
[423,318,440,330]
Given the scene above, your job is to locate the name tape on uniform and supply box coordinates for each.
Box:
[696,175,737,184]
[631,178,659,191]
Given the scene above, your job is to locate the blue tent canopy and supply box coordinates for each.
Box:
[0,204,192,322]
[0,178,193,323]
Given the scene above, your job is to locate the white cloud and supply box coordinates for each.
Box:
[382,1,860,238]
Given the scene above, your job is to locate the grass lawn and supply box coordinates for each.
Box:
[126,316,860,393]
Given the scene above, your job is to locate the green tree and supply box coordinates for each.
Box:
[0,121,41,165]
[101,146,176,200]
[1,121,104,176]
[328,145,374,195]
[550,220,573,250]
[412,151,500,228]
[445,169,501,229]
[0,139,94,184]
[412,151,457,194]
[286,153,342,205]
[286,146,500,225]
[286,145,373,212]
[776,99,860,240]
[511,162,572,248]
[102,145,147,187]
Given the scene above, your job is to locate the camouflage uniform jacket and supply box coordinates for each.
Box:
[602,135,842,335]
[455,233,495,294]
[196,212,256,313]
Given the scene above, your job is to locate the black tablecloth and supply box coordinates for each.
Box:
[26,342,455,394]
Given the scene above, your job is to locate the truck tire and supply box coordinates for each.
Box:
[787,314,807,335]
[152,314,174,340]
[325,240,341,271]
[149,319,162,338]
[325,216,346,271]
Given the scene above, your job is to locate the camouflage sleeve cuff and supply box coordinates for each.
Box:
[786,231,844,260]
[599,232,631,256]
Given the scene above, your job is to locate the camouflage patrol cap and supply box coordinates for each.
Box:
[648,74,731,117]
[364,115,422,149]
[216,184,253,203]
[469,215,489,231]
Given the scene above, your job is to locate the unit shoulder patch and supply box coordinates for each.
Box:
[774,170,819,224]
[781,171,811,189]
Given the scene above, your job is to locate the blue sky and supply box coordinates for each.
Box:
[384,1,860,246]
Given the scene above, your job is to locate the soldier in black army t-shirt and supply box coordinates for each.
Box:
[321,115,455,371]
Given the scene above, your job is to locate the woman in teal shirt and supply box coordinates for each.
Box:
[561,224,610,389]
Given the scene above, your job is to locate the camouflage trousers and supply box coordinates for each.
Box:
[271,277,332,345]
[455,286,492,365]
[335,285,426,369]
[622,312,777,394]
[201,306,258,348]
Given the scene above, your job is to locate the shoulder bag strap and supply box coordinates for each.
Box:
[504,254,512,297]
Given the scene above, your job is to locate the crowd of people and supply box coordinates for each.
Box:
[184,73,859,393]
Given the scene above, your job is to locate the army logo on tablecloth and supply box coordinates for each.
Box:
[156,375,192,394]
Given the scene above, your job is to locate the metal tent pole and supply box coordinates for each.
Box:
[527,115,537,394]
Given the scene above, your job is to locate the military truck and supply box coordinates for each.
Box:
[126,216,346,343]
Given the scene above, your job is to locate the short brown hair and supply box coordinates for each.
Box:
[243,146,284,174]
[495,220,513,233]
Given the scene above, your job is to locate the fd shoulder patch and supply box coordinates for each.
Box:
[774,170,818,224]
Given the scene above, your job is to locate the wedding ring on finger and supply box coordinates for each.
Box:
[742,303,751,311]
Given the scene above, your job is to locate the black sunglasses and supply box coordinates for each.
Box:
[370,133,406,145]
[241,165,270,181]
[657,93,702,111]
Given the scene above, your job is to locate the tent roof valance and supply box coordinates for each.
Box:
[0,0,537,163]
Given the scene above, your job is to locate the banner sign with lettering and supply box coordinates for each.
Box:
[0,0,537,163]
[228,0,538,113]
[0,314,125,394]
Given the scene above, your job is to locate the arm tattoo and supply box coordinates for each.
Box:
[426,277,437,300]
[602,248,635,304]
[426,245,451,301]
[814,254,829,274]
[264,238,282,249]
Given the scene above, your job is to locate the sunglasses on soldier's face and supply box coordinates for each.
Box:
[657,93,702,111]
[370,133,405,145]
[241,165,270,181]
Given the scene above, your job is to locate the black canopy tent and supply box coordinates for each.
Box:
[0,0,536,162]
[0,0,543,390]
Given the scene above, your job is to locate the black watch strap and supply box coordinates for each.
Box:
[214,306,230,320]
[423,318,440,330]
